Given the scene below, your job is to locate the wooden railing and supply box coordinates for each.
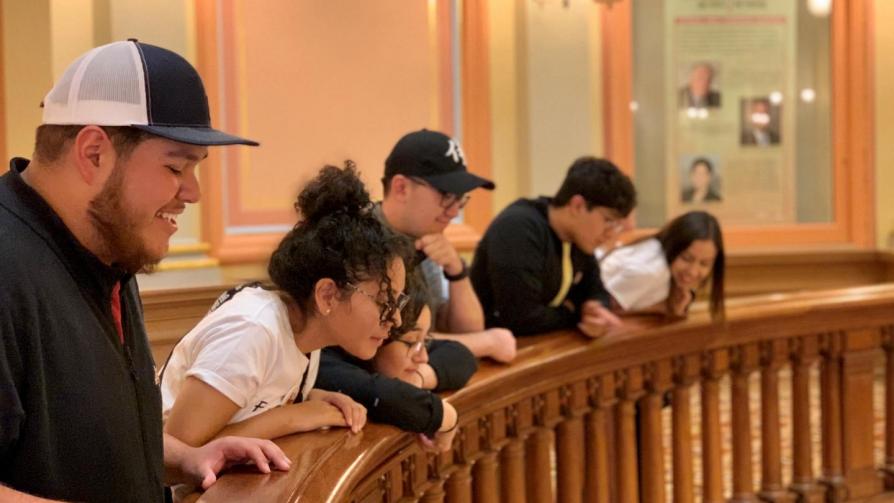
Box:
[187,284,894,502]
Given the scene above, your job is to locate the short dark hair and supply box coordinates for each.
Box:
[655,210,725,320]
[552,156,636,216]
[33,125,153,164]
[268,161,413,323]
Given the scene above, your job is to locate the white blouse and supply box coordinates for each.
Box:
[599,238,671,311]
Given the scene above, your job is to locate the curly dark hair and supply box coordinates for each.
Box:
[268,161,413,324]
[388,268,432,340]
[552,156,637,216]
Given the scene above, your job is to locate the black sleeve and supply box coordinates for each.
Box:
[576,253,611,308]
[427,340,477,392]
[316,349,443,437]
[480,214,578,336]
[0,299,24,460]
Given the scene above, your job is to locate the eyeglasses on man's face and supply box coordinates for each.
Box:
[347,283,410,323]
[394,333,434,357]
[596,207,625,234]
[409,177,471,210]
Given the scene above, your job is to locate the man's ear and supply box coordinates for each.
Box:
[569,194,588,215]
[389,175,411,201]
[313,278,340,316]
[72,126,114,185]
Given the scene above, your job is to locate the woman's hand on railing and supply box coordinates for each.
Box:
[416,401,459,453]
[307,389,367,433]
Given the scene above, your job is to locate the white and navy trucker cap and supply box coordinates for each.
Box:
[41,39,258,146]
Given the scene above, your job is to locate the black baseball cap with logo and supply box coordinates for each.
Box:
[384,129,495,195]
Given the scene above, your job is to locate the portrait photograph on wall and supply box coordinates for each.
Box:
[679,61,722,110]
[680,155,722,204]
[740,96,782,146]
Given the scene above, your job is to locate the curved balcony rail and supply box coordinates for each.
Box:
[187,284,894,502]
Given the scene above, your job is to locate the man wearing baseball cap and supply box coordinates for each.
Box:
[379,129,516,363]
[0,41,289,502]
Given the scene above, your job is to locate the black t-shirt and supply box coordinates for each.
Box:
[470,197,610,336]
[0,159,164,502]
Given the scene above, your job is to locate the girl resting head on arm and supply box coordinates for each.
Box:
[317,272,477,452]
[601,210,725,320]
[161,162,413,447]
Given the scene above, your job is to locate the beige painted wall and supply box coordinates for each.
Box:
[524,0,604,198]
[3,0,53,160]
[876,1,894,248]
[487,0,604,216]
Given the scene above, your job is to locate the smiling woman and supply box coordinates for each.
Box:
[600,210,726,319]
[159,162,414,452]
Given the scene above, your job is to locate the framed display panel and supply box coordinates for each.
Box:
[601,0,873,249]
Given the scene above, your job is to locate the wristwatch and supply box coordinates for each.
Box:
[443,258,469,282]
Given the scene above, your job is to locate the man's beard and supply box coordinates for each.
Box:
[87,162,162,274]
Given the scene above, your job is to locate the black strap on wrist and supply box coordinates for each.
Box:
[443,258,469,282]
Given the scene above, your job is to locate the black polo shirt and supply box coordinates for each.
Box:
[0,158,164,502]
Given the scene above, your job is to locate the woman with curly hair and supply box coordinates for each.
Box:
[161,162,413,446]
[316,273,476,452]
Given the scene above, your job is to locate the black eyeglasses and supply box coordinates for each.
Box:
[394,333,435,357]
[410,177,471,210]
[347,283,410,323]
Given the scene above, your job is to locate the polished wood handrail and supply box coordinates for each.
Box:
[187,284,894,502]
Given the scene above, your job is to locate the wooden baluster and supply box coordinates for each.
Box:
[502,402,531,503]
[584,374,615,503]
[615,367,644,503]
[839,328,884,498]
[639,360,672,503]
[729,345,759,502]
[472,452,498,503]
[671,355,699,503]
[757,340,795,502]
[473,414,502,503]
[884,327,894,488]
[525,429,553,502]
[445,419,478,503]
[788,336,824,502]
[819,332,846,499]
[445,464,472,503]
[500,438,525,502]
[701,350,728,503]
[526,390,560,502]
[556,382,588,503]
[421,480,446,503]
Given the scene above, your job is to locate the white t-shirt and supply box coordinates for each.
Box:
[161,286,320,424]
[599,238,671,311]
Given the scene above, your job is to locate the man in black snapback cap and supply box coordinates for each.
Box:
[0,41,289,503]
[379,129,516,363]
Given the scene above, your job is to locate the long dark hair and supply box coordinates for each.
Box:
[655,211,725,319]
[267,161,413,324]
